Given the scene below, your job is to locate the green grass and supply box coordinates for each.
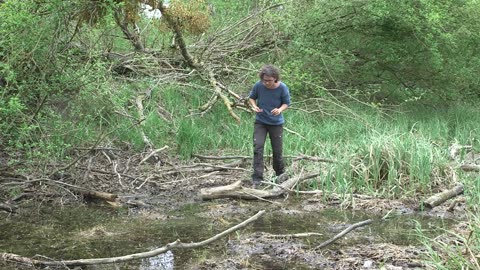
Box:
[160,97,480,200]
[23,74,479,203]
[416,211,480,270]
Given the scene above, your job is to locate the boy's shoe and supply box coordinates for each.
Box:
[276,172,289,184]
[252,176,263,188]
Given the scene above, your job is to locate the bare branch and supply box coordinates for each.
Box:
[315,219,373,249]
[139,145,169,165]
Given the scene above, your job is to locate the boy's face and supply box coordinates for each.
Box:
[262,75,276,89]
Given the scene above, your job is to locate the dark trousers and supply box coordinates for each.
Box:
[252,122,285,182]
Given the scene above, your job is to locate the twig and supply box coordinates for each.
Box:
[292,154,335,163]
[466,233,480,269]
[315,219,373,249]
[73,147,122,151]
[76,167,136,179]
[0,203,17,213]
[198,171,219,178]
[193,154,334,162]
[449,141,472,161]
[284,127,306,139]
[264,232,323,238]
[240,190,281,205]
[48,119,144,178]
[139,145,169,165]
[81,156,94,185]
[193,154,249,160]
[135,94,154,150]
[460,164,480,172]
[136,175,153,190]
[113,161,124,188]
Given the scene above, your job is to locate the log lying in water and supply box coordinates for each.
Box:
[422,184,464,209]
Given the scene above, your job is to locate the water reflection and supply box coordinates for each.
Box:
[139,250,174,270]
[0,203,455,270]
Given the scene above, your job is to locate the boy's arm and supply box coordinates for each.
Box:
[249,98,262,112]
[278,103,289,113]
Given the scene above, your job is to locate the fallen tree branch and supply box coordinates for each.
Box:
[264,232,323,238]
[315,219,373,249]
[292,154,335,163]
[0,203,17,213]
[48,119,144,178]
[421,184,464,209]
[284,127,306,139]
[449,142,472,161]
[460,164,480,172]
[193,154,334,162]
[139,145,169,165]
[135,94,154,150]
[1,210,265,267]
[155,159,247,178]
[198,68,241,123]
[193,154,250,160]
[1,178,118,202]
[158,3,198,69]
[200,173,320,200]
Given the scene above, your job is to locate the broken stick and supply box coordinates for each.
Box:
[315,219,373,249]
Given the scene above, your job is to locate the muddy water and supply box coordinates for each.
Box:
[0,201,453,270]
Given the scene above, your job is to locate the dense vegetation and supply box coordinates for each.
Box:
[1,0,479,268]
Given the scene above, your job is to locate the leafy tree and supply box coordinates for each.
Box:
[280,0,480,103]
[0,0,271,155]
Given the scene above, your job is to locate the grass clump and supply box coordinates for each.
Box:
[416,209,480,270]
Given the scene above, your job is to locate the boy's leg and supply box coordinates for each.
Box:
[269,124,285,176]
[253,123,267,183]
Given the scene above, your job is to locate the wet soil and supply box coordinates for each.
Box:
[0,150,470,270]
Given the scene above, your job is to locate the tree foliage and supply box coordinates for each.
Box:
[1,0,480,158]
[280,0,480,102]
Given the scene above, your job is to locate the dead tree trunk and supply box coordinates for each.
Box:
[113,9,144,51]
[158,4,198,69]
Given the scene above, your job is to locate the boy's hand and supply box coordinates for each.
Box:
[271,108,282,116]
[253,106,263,113]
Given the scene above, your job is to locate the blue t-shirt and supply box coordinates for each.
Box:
[249,81,291,125]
